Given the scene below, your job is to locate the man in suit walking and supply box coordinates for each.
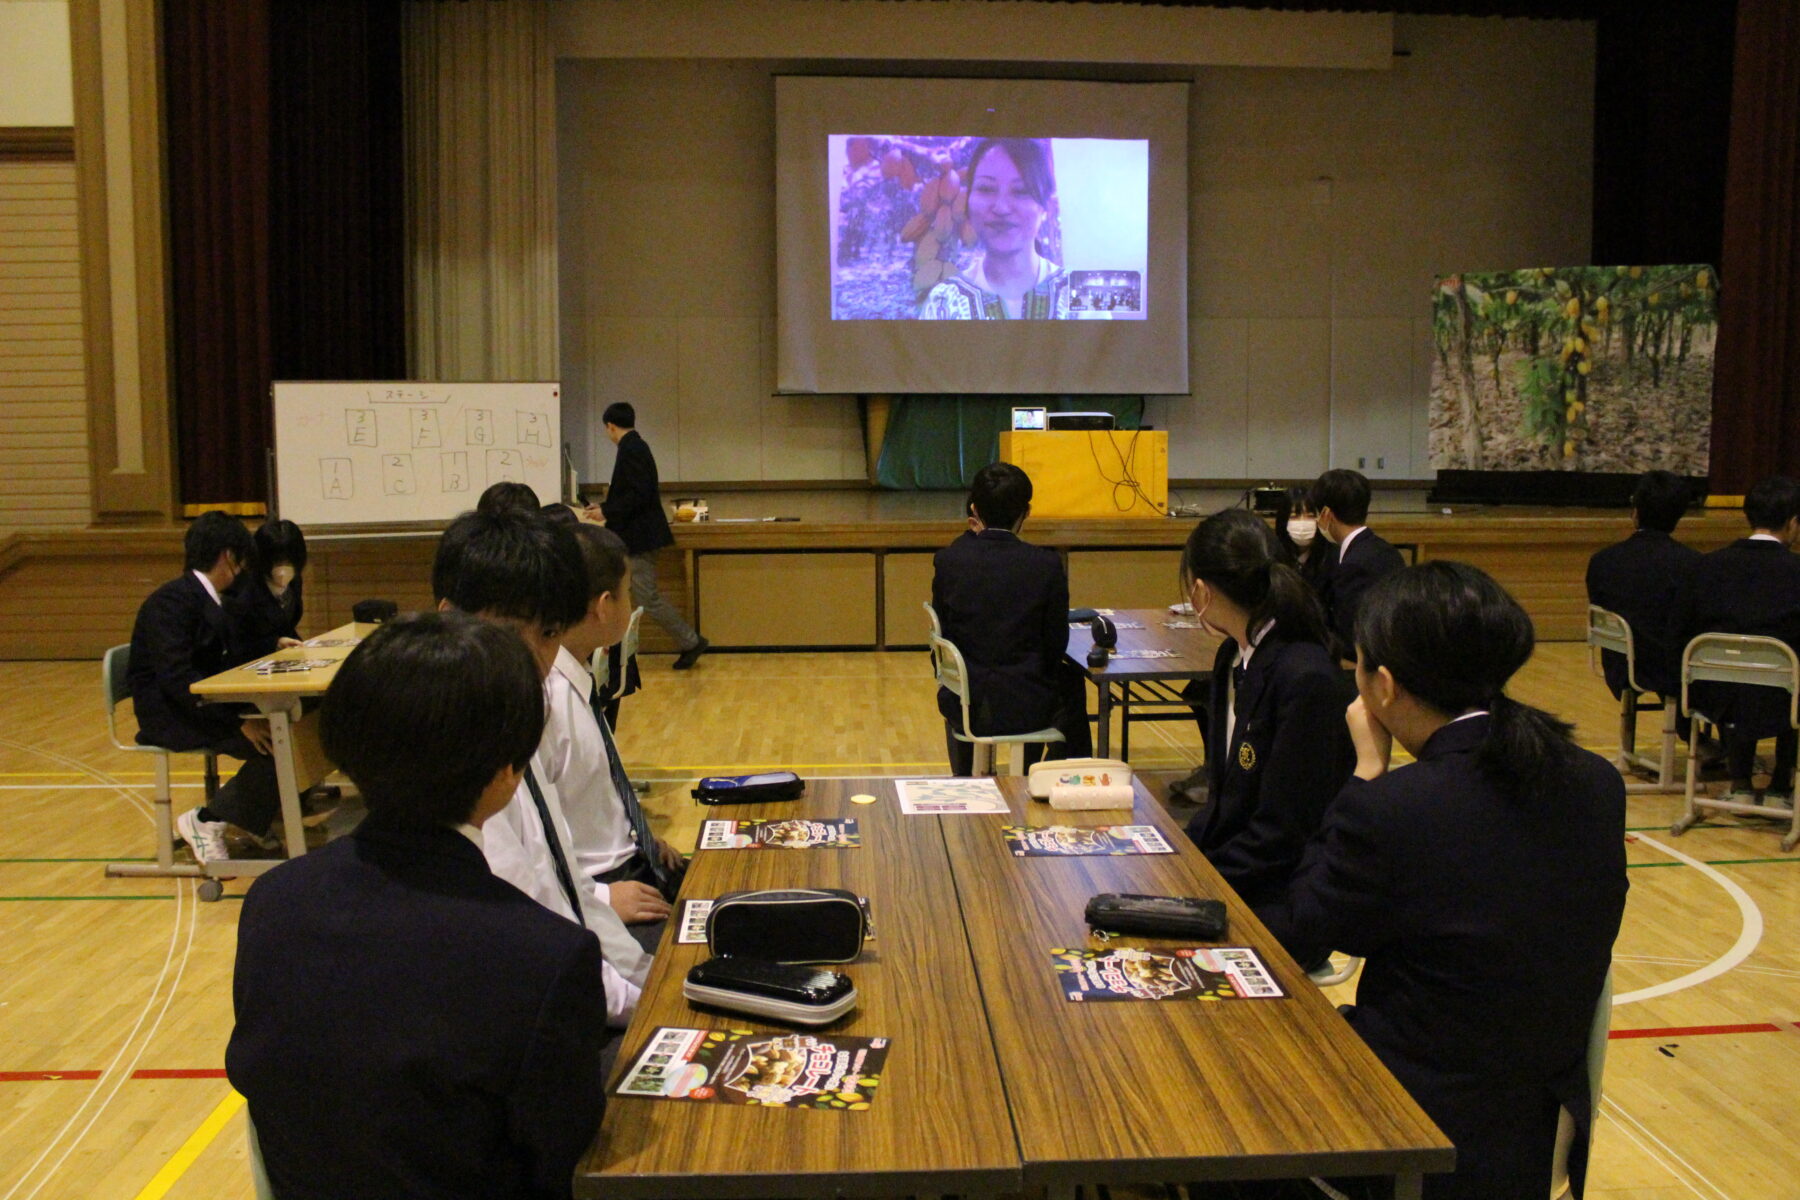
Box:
[600,402,708,669]
[228,612,607,1199]
[1311,468,1406,660]
[127,511,281,864]
[932,462,1092,775]
[1684,475,1800,801]
[1586,469,1702,699]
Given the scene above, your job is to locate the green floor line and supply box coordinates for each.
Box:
[1627,855,1799,869]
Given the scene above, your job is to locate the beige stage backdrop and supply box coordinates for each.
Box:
[551,7,1594,487]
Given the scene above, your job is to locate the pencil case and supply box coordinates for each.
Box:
[691,771,805,804]
[683,957,857,1026]
[1085,893,1228,940]
[707,888,867,964]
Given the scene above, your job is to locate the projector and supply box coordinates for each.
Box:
[1046,411,1116,431]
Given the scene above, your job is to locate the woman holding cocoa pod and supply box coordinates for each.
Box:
[918,138,1070,320]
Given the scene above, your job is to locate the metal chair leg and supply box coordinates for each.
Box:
[1672,715,1702,836]
[107,750,203,881]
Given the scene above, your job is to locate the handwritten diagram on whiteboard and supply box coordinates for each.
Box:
[273,382,561,527]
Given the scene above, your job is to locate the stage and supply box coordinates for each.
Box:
[0,488,1749,660]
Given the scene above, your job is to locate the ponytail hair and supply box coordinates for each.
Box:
[1353,561,1575,791]
[1180,509,1329,647]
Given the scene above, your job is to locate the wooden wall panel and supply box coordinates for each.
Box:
[1067,548,1185,612]
[697,552,875,648]
[0,160,89,531]
[882,551,935,649]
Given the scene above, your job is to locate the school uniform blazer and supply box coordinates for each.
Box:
[126,572,242,751]
[224,576,304,661]
[1322,528,1405,654]
[1184,631,1355,908]
[600,429,674,555]
[1259,717,1627,1198]
[227,816,608,1200]
[1682,538,1800,736]
[931,528,1070,736]
[1585,529,1700,698]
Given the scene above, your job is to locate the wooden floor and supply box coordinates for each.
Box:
[1,643,1797,1198]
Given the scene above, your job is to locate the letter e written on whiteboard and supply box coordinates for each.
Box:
[345,410,378,447]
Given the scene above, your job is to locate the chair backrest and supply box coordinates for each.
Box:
[101,644,132,750]
[612,607,644,702]
[928,632,978,739]
[1681,633,1800,729]
[1586,605,1642,693]
[923,601,942,641]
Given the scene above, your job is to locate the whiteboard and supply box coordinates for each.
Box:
[272,382,561,527]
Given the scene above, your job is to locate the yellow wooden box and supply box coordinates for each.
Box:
[997,430,1168,519]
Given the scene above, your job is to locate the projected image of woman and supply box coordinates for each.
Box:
[919,138,1070,321]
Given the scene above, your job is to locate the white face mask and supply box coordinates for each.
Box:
[1287,518,1317,548]
[270,564,296,594]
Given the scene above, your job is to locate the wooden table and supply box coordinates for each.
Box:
[182,622,366,887]
[1068,608,1221,759]
[576,778,1019,1198]
[577,777,1453,1198]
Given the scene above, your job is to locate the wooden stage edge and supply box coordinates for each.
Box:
[0,488,1751,659]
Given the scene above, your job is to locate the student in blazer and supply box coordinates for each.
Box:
[600,401,707,668]
[1178,509,1355,908]
[1681,474,1800,795]
[1311,469,1405,658]
[227,613,607,1200]
[932,462,1092,775]
[1585,469,1701,698]
[225,519,309,660]
[1260,563,1626,1200]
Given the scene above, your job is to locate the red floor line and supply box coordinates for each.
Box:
[0,1068,229,1082]
[130,1067,228,1079]
[0,1070,103,1082]
[1610,1021,1783,1040]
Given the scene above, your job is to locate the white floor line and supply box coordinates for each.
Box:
[1597,1107,1715,1200]
[1613,833,1764,1007]
[1602,1097,1735,1200]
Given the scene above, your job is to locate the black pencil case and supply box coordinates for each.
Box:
[707,888,867,964]
[1085,893,1228,940]
[690,771,805,804]
[683,957,858,1026]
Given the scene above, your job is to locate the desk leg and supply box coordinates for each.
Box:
[265,704,309,860]
[1095,681,1112,758]
[1393,1171,1423,1200]
[1119,681,1131,761]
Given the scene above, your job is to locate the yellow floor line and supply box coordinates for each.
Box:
[130,1090,244,1200]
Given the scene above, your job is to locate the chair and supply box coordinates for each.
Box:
[590,606,645,703]
[928,631,1064,776]
[247,1110,277,1200]
[100,644,213,885]
[1586,606,1679,793]
[1672,633,1800,851]
[1549,970,1613,1199]
[923,600,942,641]
[1306,953,1364,988]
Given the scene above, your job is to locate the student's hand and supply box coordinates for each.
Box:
[1345,697,1392,782]
[656,839,686,873]
[579,503,602,522]
[276,637,303,649]
[240,719,274,756]
[610,881,672,924]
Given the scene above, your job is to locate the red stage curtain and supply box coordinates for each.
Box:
[1711,0,1800,494]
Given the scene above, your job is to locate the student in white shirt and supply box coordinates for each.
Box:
[431,508,647,1025]
[547,521,687,952]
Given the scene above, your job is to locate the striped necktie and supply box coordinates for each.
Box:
[522,764,586,928]
[589,691,672,896]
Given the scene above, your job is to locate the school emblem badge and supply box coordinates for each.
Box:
[1238,742,1257,771]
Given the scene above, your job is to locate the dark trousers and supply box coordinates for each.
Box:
[201,732,282,837]
[1727,727,1799,790]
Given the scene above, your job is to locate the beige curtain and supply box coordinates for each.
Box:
[403,0,558,380]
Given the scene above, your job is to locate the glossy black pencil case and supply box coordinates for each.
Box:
[1084,893,1228,940]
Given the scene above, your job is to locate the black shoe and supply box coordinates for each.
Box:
[672,637,710,670]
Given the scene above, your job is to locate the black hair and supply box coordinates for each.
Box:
[967,462,1033,531]
[967,138,1056,208]
[476,480,541,516]
[431,508,588,633]
[321,611,544,828]
[602,402,636,430]
[252,518,308,578]
[1353,561,1575,792]
[1744,475,1800,533]
[183,511,255,573]
[570,522,630,601]
[1273,486,1317,560]
[1309,468,1372,526]
[1180,508,1328,647]
[539,502,580,528]
[1632,470,1691,533]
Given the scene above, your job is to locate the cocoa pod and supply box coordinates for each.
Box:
[932,204,954,241]
[914,233,940,265]
[899,212,929,242]
[918,185,941,219]
[898,156,918,189]
[881,148,902,179]
[939,169,960,203]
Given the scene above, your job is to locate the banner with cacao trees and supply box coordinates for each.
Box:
[1429,265,1717,475]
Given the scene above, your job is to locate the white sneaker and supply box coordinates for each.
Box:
[176,808,231,865]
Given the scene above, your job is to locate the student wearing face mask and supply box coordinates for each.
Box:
[1179,509,1356,908]
[227,520,309,661]
[1274,485,1332,594]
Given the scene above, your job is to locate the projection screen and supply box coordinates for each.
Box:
[776,77,1189,395]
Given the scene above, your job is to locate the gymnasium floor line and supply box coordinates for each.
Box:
[128,1091,243,1200]
[0,1071,227,1083]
